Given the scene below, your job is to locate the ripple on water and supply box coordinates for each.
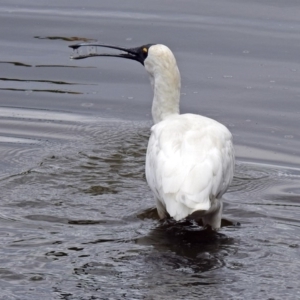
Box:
[0,118,300,299]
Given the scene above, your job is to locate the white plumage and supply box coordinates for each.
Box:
[143,45,234,229]
[70,42,235,229]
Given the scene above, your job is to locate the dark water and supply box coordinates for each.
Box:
[1,1,300,299]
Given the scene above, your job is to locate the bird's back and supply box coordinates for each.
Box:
[145,113,234,221]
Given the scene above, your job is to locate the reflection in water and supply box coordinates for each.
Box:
[35,64,95,68]
[0,88,82,94]
[34,36,96,42]
[0,61,92,68]
[137,219,236,271]
[0,77,82,85]
[0,61,31,67]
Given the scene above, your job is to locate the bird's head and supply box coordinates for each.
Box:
[69,43,177,77]
[69,42,181,123]
[69,42,153,65]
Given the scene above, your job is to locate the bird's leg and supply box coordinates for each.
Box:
[202,200,223,230]
[155,198,168,219]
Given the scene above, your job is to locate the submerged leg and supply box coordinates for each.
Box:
[202,200,223,230]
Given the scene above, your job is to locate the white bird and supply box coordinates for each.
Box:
[70,43,235,229]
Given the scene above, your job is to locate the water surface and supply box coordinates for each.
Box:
[0,1,300,299]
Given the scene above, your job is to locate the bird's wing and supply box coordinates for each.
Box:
[146,114,234,221]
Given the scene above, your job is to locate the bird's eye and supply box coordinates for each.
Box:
[142,47,148,53]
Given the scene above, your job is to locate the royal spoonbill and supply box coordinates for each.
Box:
[69,43,235,229]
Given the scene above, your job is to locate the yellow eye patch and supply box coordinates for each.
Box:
[143,47,148,53]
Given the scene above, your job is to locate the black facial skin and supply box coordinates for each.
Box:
[69,43,155,65]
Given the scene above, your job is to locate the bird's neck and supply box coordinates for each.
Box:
[149,66,181,124]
